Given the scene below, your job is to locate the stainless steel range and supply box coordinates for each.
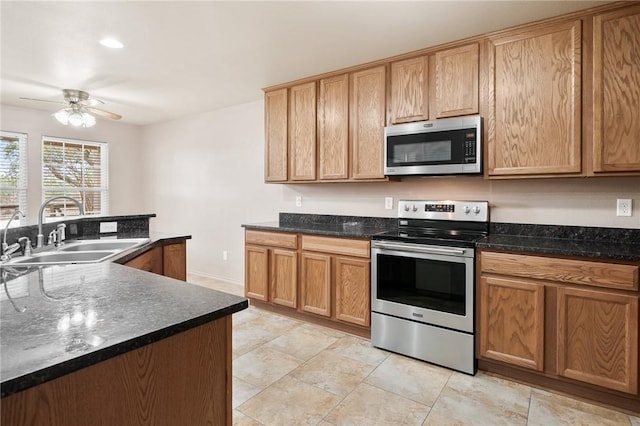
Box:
[371,200,489,375]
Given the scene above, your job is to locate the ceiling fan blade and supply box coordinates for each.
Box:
[19,97,67,105]
[85,107,122,120]
[79,97,104,107]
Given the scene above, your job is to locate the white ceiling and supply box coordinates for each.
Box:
[1,1,608,126]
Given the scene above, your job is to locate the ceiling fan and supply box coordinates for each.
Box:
[20,89,122,128]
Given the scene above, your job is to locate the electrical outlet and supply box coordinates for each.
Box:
[99,221,118,233]
[295,195,303,207]
[222,250,228,261]
[385,197,393,210]
[617,198,632,217]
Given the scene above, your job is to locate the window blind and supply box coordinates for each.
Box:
[0,131,28,223]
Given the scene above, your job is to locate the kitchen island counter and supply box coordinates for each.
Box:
[1,262,247,398]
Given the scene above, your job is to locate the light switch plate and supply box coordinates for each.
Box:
[99,221,118,233]
[385,197,393,210]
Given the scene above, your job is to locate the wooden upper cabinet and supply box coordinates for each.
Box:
[264,89,288,182]
[389,56,429,124]
[592,5,640,174]
[557,287,638,394]
[350,66,387,180]
[289,82,317,181]
[318,74,349,180]
[487,20,582,177]
[433,43,479,118]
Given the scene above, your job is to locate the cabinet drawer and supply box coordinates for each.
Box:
[302,235,370,258]
[245,230,297,249]
[481,251,639,291]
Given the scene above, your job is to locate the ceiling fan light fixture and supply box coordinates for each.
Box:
[53,109,70,125]
[100,37,124,49]
[81,112,96,127]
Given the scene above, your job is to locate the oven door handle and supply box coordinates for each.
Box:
[372,241,467,256]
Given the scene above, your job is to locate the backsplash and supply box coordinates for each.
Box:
[2,214,156,249]
[490,222,640,245]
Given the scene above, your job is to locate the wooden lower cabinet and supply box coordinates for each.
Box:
[245,230,371,334]
[479,276,545,371]
[270,249,297,308]
[300,252,331,317]
[557,286,638,394]
[478,250,640,413]
[245,245,269,301]
[335,256,370,327]
[124,241,187,281]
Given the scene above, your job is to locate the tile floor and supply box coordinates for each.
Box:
[188,274,640,426]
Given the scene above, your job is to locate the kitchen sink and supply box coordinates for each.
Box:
[5,238,150,267]
[11,251,118,265]
[60,240,147,252]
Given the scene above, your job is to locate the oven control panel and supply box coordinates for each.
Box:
[398,200,489,222]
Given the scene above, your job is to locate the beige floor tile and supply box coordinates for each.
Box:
[246,310,302,334]
[234,346,304,388]
[365,354,452,406]
[423,372,530,425]
[327,335,389,367]
[263,323,341,361]
[233,410,264,426]
[325,382,430,426]
[527,389,633,426]
[233,376,263,409]
[630,415,640,426]
[238,375,342,426]
[187,274,244,295]
[233,307,263,326]
[290,350,377,397]
[232,321,280,355]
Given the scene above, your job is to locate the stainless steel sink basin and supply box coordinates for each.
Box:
[5,238,150,266]
[60,240,145,252]
[11,251,117,265]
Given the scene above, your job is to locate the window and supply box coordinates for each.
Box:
[42,136,108,219]
[0,131,28,226]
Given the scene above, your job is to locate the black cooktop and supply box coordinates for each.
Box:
[372,219,489,248]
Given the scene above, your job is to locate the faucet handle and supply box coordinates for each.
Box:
[18,237,32,257]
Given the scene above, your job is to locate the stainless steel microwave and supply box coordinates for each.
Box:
[384,115,482,176]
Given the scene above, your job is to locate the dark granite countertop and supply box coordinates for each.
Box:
[243,213,396,239]
[0,235,248,398]
[478,223,640,262]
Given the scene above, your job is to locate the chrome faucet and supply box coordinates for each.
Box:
[37,196,84,248]
[2,209,25,260]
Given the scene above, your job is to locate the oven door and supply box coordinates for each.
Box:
[371,240,474,333]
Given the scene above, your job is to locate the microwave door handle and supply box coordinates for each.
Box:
[373,241,465,256]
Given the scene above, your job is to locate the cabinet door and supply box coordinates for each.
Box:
[163,241,186,281]
[433,43,479,118]
[125,246,163,275]
[264,89,288,182]
[389,56,429,124]
[300,252,331,317]
[270,249,298,308]
[335,256,370,326]
[557,287,638,394]
[592,5,640,173]
[478,276,545,371]
[487,20,582,176]
[245,245,269,301]
[318,74,349,180]
[289,82,317,181]
[350,66,386,180]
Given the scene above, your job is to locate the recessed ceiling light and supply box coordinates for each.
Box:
[100,37,124,49]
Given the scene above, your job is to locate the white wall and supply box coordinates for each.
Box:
[1,105,146,223]
[141,99,640,285]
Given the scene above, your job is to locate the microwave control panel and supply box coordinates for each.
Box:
[464,130,477,163]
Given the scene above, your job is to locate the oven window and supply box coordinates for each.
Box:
[376,254,467,315]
